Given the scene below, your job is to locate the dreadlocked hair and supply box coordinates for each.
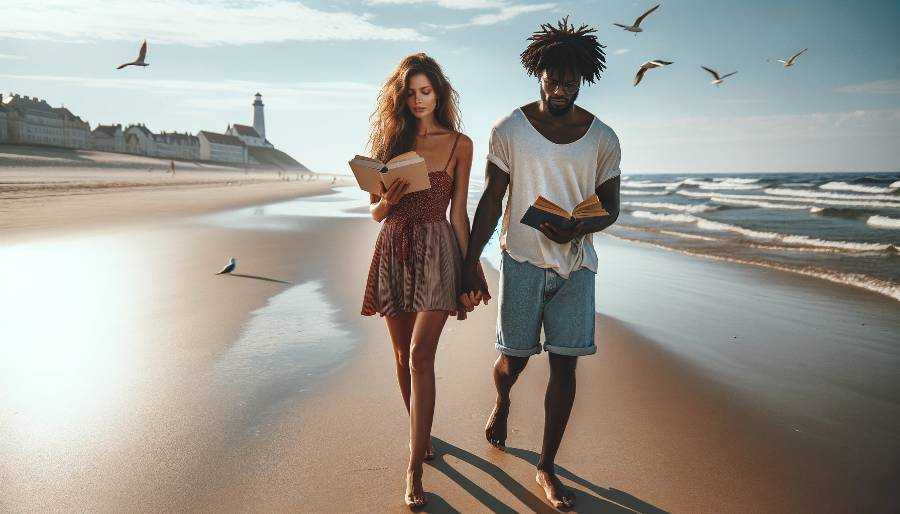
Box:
[520,15,606,84]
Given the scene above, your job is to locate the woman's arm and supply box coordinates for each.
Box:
[369,181,409,222]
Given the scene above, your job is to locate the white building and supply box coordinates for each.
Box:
[198,131,247,164]
[0,96,8,143]
[1,93,90,149]
[154,132,200,160]
[90,124,125,153]
[124,124,156,156]
[226,123,272,148]
[253,92,265,139]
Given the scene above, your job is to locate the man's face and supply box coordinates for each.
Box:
[540,68,580,116]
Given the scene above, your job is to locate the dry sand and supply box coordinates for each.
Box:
[0,144,347,242]
[1,154,897,513]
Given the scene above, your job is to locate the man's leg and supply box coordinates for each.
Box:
[485,353,529,448]
[535,265,596,508]
[535,353,578,508]
[489,252,545,448]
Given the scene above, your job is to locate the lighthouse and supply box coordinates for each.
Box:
[252,92,265,139]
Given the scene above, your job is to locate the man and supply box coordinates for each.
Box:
[460,17,621,509]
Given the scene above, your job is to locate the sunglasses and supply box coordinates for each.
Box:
[541,76,580,94]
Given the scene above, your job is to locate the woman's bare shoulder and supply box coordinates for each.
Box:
[454,132,473,152]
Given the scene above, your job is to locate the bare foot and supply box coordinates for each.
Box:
[536,469,576,509]
[485,399,510,449]
[405,467,428,509]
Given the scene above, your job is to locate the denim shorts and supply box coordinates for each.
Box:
[496,251,597,357]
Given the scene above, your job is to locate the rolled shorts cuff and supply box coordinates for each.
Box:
[495,342,542,357]
[543,342,597,357]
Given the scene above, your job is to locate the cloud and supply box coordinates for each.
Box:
[834,79,900,95]
[0,53,26,60]
[612,48,629,55]
[365,0,506,8]
[0,0,425,47]
[462,3,557,26]
[377,0,556,28]
[0,73,378,112]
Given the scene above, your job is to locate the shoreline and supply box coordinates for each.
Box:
[607,228,900,302]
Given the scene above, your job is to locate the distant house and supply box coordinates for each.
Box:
[0,95,8,143]
[124,124,156,156]
[1,93,90,149]
[198,131,247,164]
[90,124,125,153]
[55,106,91,149]
[154,131,200,160]
[226,123,272,148]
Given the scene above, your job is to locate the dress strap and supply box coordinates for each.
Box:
[441,133,462,173]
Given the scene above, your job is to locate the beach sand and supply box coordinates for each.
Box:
[1,160,897,513]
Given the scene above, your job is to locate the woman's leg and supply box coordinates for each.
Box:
[405,310,449,506]
[386,312,437,461]
[384,312,416,411]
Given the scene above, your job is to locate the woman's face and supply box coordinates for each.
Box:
[405,73,437,120]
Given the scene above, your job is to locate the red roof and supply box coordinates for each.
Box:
[231,124,261,138]
[199,131,245,146]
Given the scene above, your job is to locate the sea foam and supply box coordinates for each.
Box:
[820,181,898,194]
[867,215,900,230]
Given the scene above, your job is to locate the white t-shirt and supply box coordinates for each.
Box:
[487,107,621,279]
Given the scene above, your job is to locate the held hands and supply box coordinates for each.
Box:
[539,221,587,244]
[458,262,491,313]
[379,179,410,205]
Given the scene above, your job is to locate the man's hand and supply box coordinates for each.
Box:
[459,262,491,311]
[538,221,587,244]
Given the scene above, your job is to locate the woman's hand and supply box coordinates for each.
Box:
[459,262,491,311]
[379,179,410,206]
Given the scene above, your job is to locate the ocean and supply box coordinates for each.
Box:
[609,172,900,301]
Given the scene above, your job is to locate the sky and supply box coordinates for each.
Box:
[1,0,898,175]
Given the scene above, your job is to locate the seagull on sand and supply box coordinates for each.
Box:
[772,48,808,67]
[613,4,660,34]
[701,66,737,85]
[117,40,149,70]
[215,257,236,275]
[634,59,673,86]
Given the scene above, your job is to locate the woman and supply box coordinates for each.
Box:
[361,52,488,508]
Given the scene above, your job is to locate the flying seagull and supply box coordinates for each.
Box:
[614,4,660,34]
[634,59,673,86]
[773,48,808,67]
[117,40,149,70]
[701,66,737,85]
[215,257,236,275]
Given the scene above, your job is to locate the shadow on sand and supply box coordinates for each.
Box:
[420,437,667,513]
[227,273,293,285]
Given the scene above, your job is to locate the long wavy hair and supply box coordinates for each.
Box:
[368,53,461,163]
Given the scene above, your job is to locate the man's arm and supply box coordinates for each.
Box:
[460,162,509,296]
[585,174,620,233]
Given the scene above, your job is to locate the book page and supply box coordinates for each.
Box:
[384,159,430,194]
[350,155,385,170]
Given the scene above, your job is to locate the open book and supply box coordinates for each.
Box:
[520,193,610,231]
[348,151,431,196]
